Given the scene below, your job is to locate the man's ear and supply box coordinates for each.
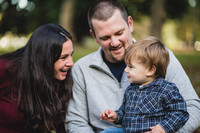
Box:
[90,29,96,39]
[146,65,156,77]
[128,16,134,33]
[90,29,99,44]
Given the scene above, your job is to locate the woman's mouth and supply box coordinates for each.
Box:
[60,69,67,72]
[60,69,68,76]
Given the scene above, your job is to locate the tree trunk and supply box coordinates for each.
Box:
[59,0,75,39]
[150,0,165,40]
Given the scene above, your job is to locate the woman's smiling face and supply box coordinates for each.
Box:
[54,39,74,80]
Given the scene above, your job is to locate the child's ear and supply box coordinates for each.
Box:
[146,66,156,77]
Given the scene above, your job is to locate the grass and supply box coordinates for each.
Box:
[0,47,200,97]
[1,46,200,132]
[174,51,200,97]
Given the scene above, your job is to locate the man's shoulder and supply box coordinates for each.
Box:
[72,51,99,72]
[75,52,96,64]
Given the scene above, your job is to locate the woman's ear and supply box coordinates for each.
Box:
[146,65,156,77]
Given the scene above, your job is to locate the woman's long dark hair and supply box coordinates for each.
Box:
[0,23,73,132]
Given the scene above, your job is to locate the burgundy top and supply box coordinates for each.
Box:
[0,59,65,133]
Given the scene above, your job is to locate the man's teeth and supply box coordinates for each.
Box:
[111,46,122,50]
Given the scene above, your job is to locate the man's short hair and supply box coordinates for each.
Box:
[88,0,128,34]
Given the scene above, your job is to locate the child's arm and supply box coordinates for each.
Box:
[100,109,118,122]
[157,83,189,133]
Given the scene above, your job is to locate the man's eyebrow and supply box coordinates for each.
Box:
[99,28,125,39]
[116,28,125,33]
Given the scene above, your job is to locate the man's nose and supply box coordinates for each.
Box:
[110,37,120,47]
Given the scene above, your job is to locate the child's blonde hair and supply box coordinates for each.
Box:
[125,36,169,78]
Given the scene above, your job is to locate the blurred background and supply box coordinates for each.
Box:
[0,0,200,131]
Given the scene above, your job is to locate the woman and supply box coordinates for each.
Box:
[0,23,74,133]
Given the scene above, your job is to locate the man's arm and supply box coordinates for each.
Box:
[166,50,200,132]
[65,65,94,133]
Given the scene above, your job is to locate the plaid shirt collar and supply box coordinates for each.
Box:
[130,77,164,91]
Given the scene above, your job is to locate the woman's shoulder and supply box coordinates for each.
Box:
[0,58,12,83]
[0,58,12,71]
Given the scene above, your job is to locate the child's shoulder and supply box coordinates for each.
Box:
[159,78,179,92]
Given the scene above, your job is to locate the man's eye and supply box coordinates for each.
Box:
[116,32,123,36]
[101,37,109,41]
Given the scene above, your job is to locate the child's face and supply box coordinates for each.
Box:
[124,60,153,86]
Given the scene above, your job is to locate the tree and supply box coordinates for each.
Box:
[59,0,74,38]
[150,0,165,40]
[0,0,192,44]
[120,0,189,40]
[72,0,95,44]
[0,0,62,35]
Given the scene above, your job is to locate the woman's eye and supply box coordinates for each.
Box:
[60,54,69,60]
[60,57,65,59]
[60,56,67,60]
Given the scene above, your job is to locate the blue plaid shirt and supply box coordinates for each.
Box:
[115,77,189,133]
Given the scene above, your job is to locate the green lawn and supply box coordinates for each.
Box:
[1,47,200,97]
[174,51,200,97]
[1,47,200,132]
[74,46,200,97]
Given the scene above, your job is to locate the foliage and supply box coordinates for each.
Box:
[0,0,192,43]
[176,1,200,44]
[0,0,62,35]
[72,0,190,43]
[119,0,189,20]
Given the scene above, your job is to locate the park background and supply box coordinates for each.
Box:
[0,0,200,132]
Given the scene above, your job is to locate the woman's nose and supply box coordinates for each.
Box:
[66,56,74,67]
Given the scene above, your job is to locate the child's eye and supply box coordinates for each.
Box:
[128,65,132,68]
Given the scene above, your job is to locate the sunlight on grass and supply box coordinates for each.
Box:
[1,37,200,98]
[1,37,200,132]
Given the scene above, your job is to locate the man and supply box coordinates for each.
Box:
[65,0,200,133]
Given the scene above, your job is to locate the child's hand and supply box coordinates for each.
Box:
[100,109,117,122]
[145,124,166,133]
